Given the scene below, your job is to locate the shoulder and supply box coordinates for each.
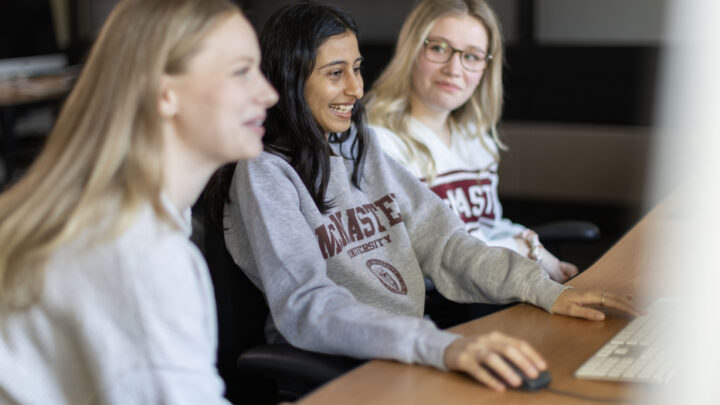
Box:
[43,207,215,363]
[48,206,201,289]
[115,208,212,311]
[112,210,217,359]
[457,123,499,153]
[241,150,293,172]
[228,151,305,211]
[232,151,302,187]
[66,205,212,324]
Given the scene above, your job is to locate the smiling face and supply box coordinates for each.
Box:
[410,14,489,116]
[304,31,364,135]
[165,13,278,165]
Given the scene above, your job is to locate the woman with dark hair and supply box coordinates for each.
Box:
[258,0,368,212]
[217,0,640,391]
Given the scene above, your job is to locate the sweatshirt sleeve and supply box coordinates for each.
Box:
[365,131,569,311]
[225,155,459,370]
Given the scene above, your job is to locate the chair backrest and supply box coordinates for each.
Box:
[195,201,277,404]
[194,192,363,402]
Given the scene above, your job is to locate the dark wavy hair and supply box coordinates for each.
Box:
[260,0,367,213]
[205,0,368,223]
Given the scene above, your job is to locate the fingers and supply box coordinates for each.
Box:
[552,289,645,321]
[599,292,645,317]
[457,350,507,391]
[445,336,506,391]
[444,332,547,391]
[503,340,547,378]
[512,338,547,371]
[548,271,566,283]
[567,301,606,321]
[559,261,579,278]
[484,352,520,389]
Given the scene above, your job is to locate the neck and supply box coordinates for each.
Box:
[409,93,452,145]
[161,124,218,212]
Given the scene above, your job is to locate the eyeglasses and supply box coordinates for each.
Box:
[422,39,492,72]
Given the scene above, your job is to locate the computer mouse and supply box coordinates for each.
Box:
[509,363,552,392]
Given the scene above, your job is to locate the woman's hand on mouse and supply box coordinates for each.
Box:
[443,331,546,391]
[551,289,644,320]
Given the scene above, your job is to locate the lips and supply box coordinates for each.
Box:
[244,115,266,135]
[435,81,461,91]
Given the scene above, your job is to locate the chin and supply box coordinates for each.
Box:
[320,117,352,134]
[329,124,352,134]
[234,140,263,160]
[245,145,264,160]
[432,98,465,112]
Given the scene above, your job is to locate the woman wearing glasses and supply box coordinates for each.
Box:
[367,0,577,283]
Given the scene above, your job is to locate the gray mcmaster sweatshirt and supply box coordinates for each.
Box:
[224,128,568,370]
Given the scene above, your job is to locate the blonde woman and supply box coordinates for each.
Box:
[0,0,277,402]
[367,0,577,282]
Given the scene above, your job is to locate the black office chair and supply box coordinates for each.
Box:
[194,202,363,404]
[534,220,600,259]
[423,220,600,328]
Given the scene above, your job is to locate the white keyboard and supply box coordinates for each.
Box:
[574,297,679,383]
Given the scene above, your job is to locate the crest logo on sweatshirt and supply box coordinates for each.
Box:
[365,259,407,295]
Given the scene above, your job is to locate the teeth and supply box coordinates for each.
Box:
[329,104,353,113]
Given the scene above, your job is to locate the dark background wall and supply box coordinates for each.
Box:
[43,0,665,128]
[1,0,669,268]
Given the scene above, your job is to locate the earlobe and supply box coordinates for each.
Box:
[158,76,178,118]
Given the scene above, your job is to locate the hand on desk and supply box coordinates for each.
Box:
[442,291,642,391]
[443,331,547,392]
[551,289,644,320]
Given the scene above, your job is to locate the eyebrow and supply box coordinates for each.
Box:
[230,56,254,63]
[427,36,486,52]
[318,56,364,69]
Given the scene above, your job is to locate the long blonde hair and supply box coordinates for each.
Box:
[0,0,239,307]
[366,0,504,180]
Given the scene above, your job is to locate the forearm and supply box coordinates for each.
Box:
[267,281,459,369]
[436,231,568,311]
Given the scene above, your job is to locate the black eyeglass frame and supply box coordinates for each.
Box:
[422,39,493,72]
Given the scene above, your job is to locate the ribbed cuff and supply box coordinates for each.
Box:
[522,269,571,312]
[413,328,462,370]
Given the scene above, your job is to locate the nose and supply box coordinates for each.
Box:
[344,71,364,99]
[257,74,279,108]
[442,52,463,76]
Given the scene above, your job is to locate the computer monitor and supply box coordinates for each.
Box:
[0,0,67,79]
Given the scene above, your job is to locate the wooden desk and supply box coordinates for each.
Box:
[300,202,674,404]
